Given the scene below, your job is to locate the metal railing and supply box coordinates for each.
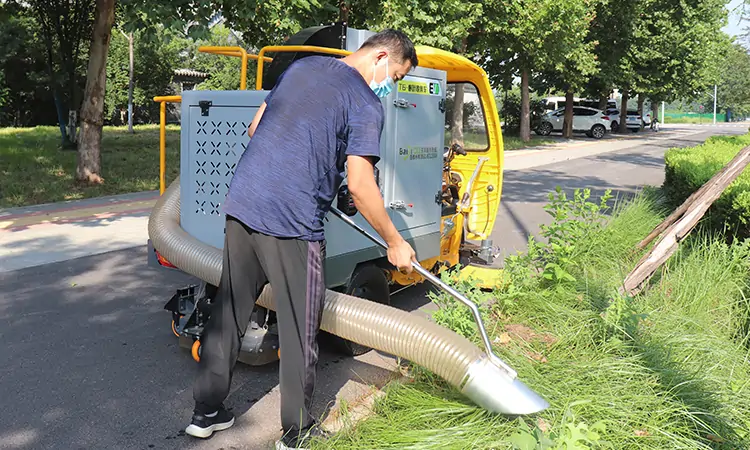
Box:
[255,45,351,89]
[154,45,352,195]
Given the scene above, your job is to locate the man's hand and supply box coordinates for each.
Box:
[346,154,417,274]
[387,238,417,273]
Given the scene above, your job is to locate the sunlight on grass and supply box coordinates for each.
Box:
[503,135,555,151]
[313,189,750,450]
[0,125,180,208]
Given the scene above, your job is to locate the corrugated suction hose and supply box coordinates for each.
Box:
[148,178,549,415]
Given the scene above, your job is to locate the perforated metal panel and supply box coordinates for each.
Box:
[180,90,270,249]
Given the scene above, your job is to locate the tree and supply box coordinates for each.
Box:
[626,0,728,125]
[481,0,601,141]
[698,42,750,118]
[0,3,57,127]
[583,0,641,129]
[26,0,94,147]
[76,0,115,184]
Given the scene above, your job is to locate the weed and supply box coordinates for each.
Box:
[317,187,750,450]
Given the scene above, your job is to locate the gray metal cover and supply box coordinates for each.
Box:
[180,90,269,249]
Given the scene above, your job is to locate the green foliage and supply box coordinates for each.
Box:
[505,187,613,289]
[712,43,750,118]
[0,3,63,127]
[316,188,750,449]
[664,133,750,239]
[189,25,255,91]
[104,27,183,124]
[500,91,548,134]
[509,412,607,450]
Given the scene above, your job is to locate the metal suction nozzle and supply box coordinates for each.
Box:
[330,207,550,415]
[462,357,550,415]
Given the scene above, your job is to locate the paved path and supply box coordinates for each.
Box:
[0,123,745,450]
[0,191,159,273]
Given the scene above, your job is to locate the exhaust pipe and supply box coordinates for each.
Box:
[148,178,549,415]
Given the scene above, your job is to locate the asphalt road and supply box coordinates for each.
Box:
[0,124,746,450]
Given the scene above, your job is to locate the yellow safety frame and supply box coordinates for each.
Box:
[154,45,355,194]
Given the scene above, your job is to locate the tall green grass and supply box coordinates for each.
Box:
[314,189,750,450]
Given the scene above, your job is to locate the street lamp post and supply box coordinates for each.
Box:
[714,84,717,125]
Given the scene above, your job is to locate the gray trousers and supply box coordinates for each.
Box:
[193,214,326,435]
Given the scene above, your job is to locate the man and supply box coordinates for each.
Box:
[184,29,420,450]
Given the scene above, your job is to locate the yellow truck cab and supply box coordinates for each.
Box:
[150,23,506,360]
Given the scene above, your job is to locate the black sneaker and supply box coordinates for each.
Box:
[274,425,329,450]
[185,405,235,439]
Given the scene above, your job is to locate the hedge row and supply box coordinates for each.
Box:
[664,133,750,238]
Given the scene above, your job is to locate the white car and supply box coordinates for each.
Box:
[605,109,643,132]
[535,106,610,139]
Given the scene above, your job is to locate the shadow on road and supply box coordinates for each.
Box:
[0,245,440,450]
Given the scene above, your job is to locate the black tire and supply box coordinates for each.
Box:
[331,264,391,357]
[590,124,606,139]
[536,122,553,136]
[611,121,618,132]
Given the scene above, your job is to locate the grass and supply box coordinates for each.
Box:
[503,135,556,151]
[313,188,750,449]
[0,125,180,208]
[2,124,552,209]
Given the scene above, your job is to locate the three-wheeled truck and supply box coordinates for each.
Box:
[146,23,548,415]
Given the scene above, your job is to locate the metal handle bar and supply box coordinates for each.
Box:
[330,207,517,378]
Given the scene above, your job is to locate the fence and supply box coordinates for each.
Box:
[663,112,727,123]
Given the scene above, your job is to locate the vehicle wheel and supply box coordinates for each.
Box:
[590,124,606,139]
[332,264,391,357]
[536,122,553,136]
[192,339,202,363]
[611,121,618,132]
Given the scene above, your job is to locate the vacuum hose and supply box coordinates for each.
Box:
[148,178,549,415]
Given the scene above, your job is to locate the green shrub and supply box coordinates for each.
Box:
[664,133,750,238]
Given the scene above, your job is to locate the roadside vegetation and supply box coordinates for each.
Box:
[0,125,179,208]
[313,185,750,449]
[664,133,750,239]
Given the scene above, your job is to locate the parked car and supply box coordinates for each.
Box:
[605,109,643,132]
[535,106,610,139]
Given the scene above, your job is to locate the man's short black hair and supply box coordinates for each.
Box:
[360,29,419,69]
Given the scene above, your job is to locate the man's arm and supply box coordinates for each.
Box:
[344,103,416,272]
[346,155,402,246]
[247,102,267,137]
[346,155,417,272]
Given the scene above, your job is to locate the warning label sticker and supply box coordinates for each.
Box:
[398,81,442,96]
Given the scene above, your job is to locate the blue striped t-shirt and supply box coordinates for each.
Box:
[222,56,385,242]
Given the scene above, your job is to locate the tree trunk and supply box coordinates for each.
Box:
[562,90,574,138]
[127,31,134,133]
[637,93,644,116]
[76,0,115,185]
[339,0,349,23]
[652,102,659,123]
[637,93,645,129]
[622,144,750,296]
[598,94,608,110]
[520,66,531,142]
[618,87,629,133]
[451,83,465,145]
